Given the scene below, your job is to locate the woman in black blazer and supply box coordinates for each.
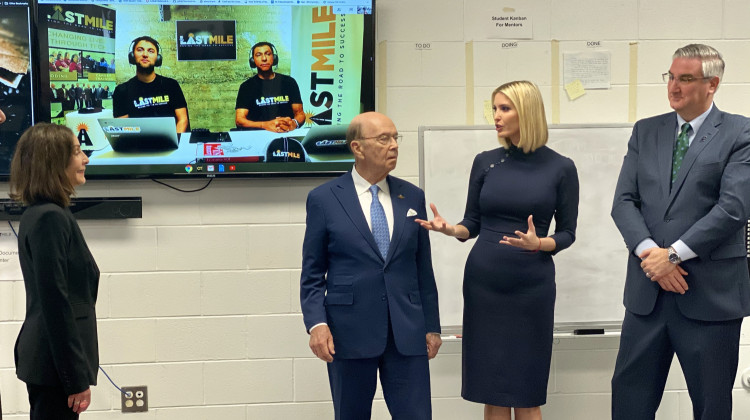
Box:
[9,123,99,419]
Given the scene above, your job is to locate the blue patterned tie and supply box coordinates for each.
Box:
[370,185,390,259]
[671,122,691,185]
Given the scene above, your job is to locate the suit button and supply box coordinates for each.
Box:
[381,294,386,301]
[664,218,671,222]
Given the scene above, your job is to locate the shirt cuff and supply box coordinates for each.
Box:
[670,240,697,262]
[634,238,659,258]
[309,322,327,334]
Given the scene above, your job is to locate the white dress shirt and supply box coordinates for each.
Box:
[351,165,394,240]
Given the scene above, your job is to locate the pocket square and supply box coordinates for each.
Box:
[407,208,418,217]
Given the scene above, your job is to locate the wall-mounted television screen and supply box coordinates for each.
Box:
[0,0,35,177]
[34,0,374,179]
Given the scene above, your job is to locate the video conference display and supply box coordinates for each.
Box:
[33,0,375,178]
[0,1,35,177]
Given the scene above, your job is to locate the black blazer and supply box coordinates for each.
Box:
[15,202,99,395]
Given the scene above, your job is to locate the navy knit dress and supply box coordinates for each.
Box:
[459,145,579,407]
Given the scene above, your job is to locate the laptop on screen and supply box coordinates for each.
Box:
[299,124,350,161]
[97,117,179,153]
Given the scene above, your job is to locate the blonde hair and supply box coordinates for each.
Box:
[491,81,548,153]
[9,123,76,207]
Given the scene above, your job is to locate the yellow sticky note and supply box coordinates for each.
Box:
[483,100,494,124]
[565,79,586,100]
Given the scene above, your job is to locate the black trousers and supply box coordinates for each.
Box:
[27,384,79,420]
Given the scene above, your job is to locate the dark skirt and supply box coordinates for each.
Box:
[461,230,555,407]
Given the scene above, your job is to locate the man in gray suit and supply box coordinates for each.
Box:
[611,44,750,420]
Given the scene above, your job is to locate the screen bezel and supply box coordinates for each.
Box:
[27,0,375,180]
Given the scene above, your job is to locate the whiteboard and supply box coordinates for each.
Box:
[419,124,634,328]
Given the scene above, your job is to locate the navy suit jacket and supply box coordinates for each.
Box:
[612,106,750,321]
[300,172,440,359]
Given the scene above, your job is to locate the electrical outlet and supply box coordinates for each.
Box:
[121,386,148,413]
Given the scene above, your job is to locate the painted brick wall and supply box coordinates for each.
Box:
[2,0,750,418]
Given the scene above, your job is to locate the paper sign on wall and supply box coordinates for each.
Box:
[563,51,611,89]
[0,226,22,281]
[466,6,533,40]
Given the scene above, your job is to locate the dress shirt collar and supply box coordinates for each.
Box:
[677,103,713,144]
[351,165,390,197]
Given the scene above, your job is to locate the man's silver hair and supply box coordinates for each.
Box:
[673,44,724,80]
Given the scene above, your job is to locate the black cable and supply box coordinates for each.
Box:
[99,366,128,396]
[151,177,213,192]
[7,221,17,237]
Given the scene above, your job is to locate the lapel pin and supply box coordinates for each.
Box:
[398,194,405,199]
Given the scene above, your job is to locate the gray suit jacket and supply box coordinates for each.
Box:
[612,106,750,321]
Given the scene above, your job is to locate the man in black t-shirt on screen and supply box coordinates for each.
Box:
[235,41,305,133]
[113,36,189,132]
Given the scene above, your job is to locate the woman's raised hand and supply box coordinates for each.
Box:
[415,203,455,236]
[500,214,540,250]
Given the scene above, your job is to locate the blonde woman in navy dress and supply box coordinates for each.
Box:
[416,80,579,420]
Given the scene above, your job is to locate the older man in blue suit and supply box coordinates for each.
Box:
[611,44,750,420]
[301,111,441,419]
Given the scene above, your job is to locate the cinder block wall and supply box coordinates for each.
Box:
[3,0,750,418]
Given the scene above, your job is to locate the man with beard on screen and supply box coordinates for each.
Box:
[113,36,189,132]
[235,41,305,133]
